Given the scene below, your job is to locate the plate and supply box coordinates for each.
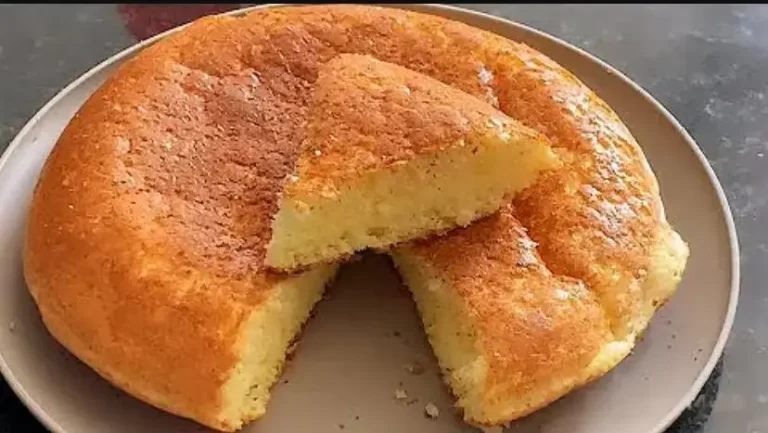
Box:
[0,4,739,433]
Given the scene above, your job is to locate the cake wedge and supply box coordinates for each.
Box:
[391,205,623,425]
[265,54,559,271]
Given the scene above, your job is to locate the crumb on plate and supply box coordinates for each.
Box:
[394,388,409,401]
[425,402,439,419]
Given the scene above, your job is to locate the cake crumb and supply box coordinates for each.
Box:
[406,397,419,406]
[8,321,15,333]
[394,388,409,401]
[314,149,323,157]
[404,361,424,375]
[338,423,345,430]
[424,402,440,419]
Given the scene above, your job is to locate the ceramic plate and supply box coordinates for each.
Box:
[0,4,739,433]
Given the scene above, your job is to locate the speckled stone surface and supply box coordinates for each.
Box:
[0,4,760,433]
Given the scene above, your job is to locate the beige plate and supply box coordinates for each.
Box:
[0,4,739,433]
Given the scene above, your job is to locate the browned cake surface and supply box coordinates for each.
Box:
[23,4,680,431]
[405,204,612,415]
[286,53,541,199]
[497,45,664,338]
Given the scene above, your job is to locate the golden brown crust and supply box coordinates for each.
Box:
[23,81,263,426]
[23,4,684,430]
[286,53,538,199]
[405,205,612,417]
[491,44,664,337]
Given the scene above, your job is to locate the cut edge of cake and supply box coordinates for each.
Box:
[217,264,339,431]
[266,131,559,271]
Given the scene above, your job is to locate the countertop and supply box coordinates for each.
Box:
[0,4,763,433]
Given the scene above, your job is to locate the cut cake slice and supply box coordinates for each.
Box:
[265,54,559,271]
[391,205,627,425]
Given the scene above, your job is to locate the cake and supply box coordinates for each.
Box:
[22,4,688,432]
[266,53,558,271]
[392,205,614,423]
[392,206,686,424]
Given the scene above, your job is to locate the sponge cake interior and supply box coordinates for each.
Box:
[220,265,338,429]
[266,55,559,271]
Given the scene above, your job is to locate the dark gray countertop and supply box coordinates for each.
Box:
[0,4,763,433]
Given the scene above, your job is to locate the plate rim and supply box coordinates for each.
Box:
[0,4,740,433]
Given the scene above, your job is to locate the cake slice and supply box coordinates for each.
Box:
[391,205,627,425]
[265,54,559,271]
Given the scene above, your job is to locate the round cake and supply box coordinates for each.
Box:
[22,5,689,432]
